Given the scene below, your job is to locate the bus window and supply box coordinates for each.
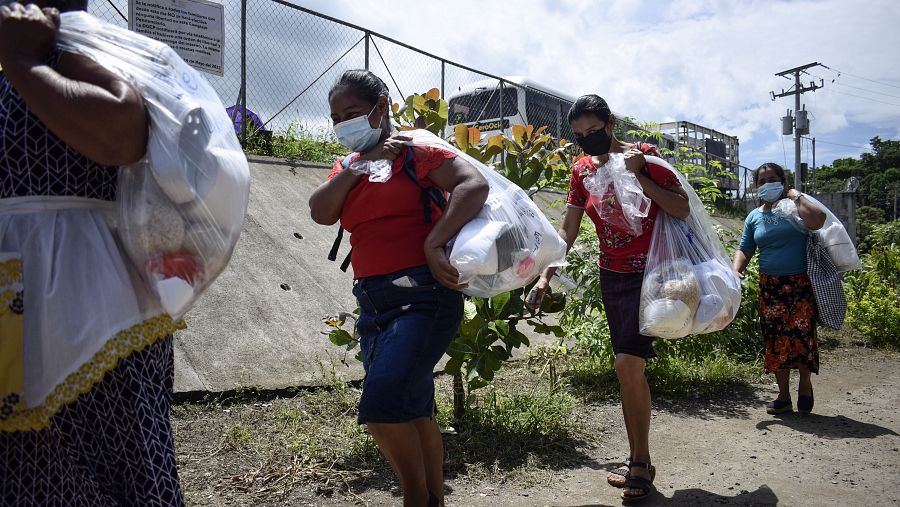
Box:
[524,90,560,137]
[448,87,518,126]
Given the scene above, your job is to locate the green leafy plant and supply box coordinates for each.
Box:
[870,219,900,250]
[845,245,900,348]
[444,121,581,420]
[392,88,448,134]
[323,311,361,365]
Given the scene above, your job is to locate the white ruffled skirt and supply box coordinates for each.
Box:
[0,196,182,432]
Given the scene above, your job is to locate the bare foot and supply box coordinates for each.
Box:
[607,462,630,487]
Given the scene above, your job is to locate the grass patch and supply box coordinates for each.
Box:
[223,422,252,449]
[564,348,766,402]
[275,385,380,471]
[436,369,595,486]
[647,354,766,397]
[244,123,347,164]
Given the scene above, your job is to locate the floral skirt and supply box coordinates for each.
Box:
[759,273,819,374]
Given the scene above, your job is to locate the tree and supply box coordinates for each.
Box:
[811,137,900,218]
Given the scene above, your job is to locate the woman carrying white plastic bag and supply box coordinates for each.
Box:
[733,163,827,417]
[54,9,250,320]
[527,95,689,503]
[772,193,860,272]
[0,2,185,505]
[309,70,489,507]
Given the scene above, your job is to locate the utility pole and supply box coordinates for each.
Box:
[771,63,824,190]
[812,137,816,192]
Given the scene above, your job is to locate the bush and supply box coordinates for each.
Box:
[870,220,900,249]
[845,245,900,349]
[856,205,886,254]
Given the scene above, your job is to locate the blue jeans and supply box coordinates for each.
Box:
[352,265,463,424]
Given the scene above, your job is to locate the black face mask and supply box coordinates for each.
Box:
[576,127,612,156]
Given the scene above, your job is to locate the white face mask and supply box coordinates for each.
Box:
[758,182,785,202]
[333,104,382,152]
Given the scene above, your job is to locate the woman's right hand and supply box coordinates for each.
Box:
[360,134,411,162]
[525,278,550,310]
[0,3,59,68]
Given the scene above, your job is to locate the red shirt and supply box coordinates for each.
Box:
[566,144,680,273]
[328,146,457,278]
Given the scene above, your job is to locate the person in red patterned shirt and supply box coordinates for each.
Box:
[527,95,689,503]
[309,70,488,507]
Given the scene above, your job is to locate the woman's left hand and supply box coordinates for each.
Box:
[424,243,467,291]
[0,3,59,68]
[623,147,646,174]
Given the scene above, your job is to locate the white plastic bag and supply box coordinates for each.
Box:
[57,12,250,318]
[639,156,741,339]
[772,196,860,272]
[582,153,651,236]
[347,157,393,182]
[402,130,568,298]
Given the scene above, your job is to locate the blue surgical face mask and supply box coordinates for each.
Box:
[333,105,382,153]
[758,182,784,202]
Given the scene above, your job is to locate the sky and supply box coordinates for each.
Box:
[296,0,900,176]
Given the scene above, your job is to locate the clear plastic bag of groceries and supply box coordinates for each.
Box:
[402,130,568,298]
[638,156,741,339]
[772,195,860,272]
[582,152,651,236]
[56,12,250,319]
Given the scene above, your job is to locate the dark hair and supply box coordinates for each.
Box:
[567,94,612,125]
[754,162,788,186]
[328,69,390,105]
[45,0,89,11]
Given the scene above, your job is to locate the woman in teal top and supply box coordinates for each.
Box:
[733,163,825,416]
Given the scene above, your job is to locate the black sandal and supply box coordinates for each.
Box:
[607,458,631,487]
[621,461,655,503]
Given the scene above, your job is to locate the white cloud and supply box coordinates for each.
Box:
[298,0,900,170]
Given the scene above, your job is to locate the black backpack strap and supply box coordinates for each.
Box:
[328,226,353,272]
[339,249,352,272]
[328,227,343,262]
[402,147,447,224]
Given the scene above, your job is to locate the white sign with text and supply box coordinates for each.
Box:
[129,0,225,76]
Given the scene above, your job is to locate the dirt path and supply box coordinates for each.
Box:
[498,347,900,507]
[175,347,900,506]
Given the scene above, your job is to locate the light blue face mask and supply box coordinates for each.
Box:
[758,182,784,202]
[333,105,382,153]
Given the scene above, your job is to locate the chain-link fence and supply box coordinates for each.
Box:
[89,0,748,196]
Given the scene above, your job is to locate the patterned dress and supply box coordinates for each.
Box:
[739,208,819,374]
[0,53,184,506]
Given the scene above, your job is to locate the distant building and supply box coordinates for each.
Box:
[655,121,740,192]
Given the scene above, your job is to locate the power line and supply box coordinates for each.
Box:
[829,89,900,107]
[772,62,823,189]
[832,81,900,101]
[807,138,870,150]
[810,71,900,100]
[821,64,900,90]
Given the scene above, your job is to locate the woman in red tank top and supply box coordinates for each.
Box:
[309,70,488,507]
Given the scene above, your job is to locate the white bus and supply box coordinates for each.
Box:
[447,76,676,151]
